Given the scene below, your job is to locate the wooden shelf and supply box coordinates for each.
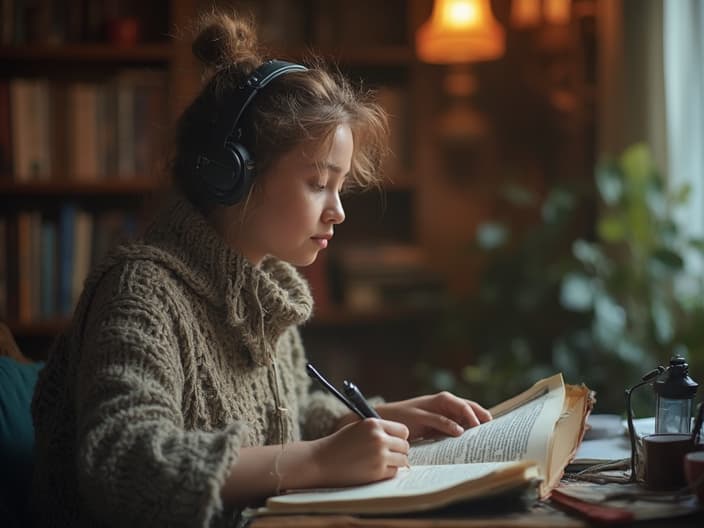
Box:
[0,179,164,196]
[0,43,173,63]
[276,46,415,66]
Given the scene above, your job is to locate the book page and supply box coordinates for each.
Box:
[270,462,516,505]
[408,374,565,476]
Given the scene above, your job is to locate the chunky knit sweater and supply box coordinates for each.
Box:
[31,195,349,528]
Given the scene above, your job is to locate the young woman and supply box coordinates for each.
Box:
[31,12,491,528]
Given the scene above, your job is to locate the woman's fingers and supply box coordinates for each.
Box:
[378,418,410,440]
[467,400,493,422]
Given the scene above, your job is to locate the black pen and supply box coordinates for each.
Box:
[306,363,366,419]
[343,380,381,419]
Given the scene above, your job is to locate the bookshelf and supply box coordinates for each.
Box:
[0,0,200,359]
[1,0,599,400]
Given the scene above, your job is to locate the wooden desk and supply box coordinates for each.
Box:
[249,421,704,527]
[249,503,704,528]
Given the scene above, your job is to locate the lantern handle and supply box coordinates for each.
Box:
[625,366,665,482]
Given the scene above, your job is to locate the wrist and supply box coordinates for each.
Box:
[277,441,321,491]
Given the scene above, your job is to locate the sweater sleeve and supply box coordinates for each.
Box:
[285,328,350,440]
[74,276,245,528]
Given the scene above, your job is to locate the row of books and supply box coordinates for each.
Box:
[0,70,167,182]
[1,0,168,46]
[0,206,137,323]
[229,0,409,49]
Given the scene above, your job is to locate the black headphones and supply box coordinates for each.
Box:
[194,59,308,205]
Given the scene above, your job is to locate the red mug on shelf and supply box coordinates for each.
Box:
[106,17,140,46]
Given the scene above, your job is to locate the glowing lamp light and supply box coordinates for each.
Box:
[416,0,505,63]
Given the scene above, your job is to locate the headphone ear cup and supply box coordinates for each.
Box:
[226,141,255,204]
[196,142,254,205]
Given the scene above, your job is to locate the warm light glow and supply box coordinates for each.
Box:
[544,0,571,25]
[511,0,541,28]
[416,0,505,63]
[444,1,477,27]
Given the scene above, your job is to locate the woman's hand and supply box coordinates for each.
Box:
[222,420,409,506]
[310,418,410,487]
[374,392,492,441]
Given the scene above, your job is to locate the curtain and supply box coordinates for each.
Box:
[664,1,704,248]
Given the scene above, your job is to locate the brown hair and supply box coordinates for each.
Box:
[172,10,389,212]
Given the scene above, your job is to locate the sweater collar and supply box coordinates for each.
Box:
[135,193,314,366]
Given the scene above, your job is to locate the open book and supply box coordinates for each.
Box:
[263,373,593,516]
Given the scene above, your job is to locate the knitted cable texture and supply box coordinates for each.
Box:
[31,194,350,528]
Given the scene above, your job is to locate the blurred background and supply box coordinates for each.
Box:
[2,0,703,415]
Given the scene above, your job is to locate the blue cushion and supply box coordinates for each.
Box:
[0,357,43,522]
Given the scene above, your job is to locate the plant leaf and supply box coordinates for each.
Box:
[597,214,627,242]
[651,248,684,270]
[651,294,674,345]
[595,165,623,205]
[620,143,653,183]
[560,273,594,311]
[476,222,509,250]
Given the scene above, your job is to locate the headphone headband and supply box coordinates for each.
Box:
[195,59,308,206]
[225,59,308,146]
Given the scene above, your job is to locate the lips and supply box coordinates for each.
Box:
[311,233,332,249]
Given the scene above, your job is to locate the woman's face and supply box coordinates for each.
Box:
[222,124,352,266]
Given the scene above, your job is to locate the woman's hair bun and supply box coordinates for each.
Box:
[191,11,261,72]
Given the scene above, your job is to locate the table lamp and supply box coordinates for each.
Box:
[415,0,505,64]
[415,0,505,143]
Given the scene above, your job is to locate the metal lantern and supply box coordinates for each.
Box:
[654,356,699,434]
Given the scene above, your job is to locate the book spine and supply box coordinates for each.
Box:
[58,204,76,316]
[16,211,31,322]
[10,78,31,181]
[40,219,57,319]
[0,79,12,177]
[71,209,93,308]
[29,210,42,320]
[0,217,6,319]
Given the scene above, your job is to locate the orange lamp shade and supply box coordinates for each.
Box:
[415,0,505,63]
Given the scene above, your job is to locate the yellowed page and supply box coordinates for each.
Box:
[546,384,594,491]
[408,374,565,497]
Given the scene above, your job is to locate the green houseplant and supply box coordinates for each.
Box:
[419,144,704,412]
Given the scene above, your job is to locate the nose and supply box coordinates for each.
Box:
[323,193,345,225]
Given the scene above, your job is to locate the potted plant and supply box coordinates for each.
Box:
[418,144,704,413]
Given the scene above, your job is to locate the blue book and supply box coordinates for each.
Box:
[58,204,76,317]
[40,221,57,319]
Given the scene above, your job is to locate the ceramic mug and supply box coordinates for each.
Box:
[642,433,694,490]
[684,451,704,501]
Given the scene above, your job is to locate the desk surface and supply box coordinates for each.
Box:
[249,504,703,528]
[250,419,704,527]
